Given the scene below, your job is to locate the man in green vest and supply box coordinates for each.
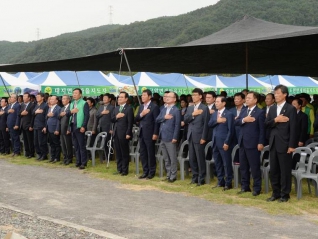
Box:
[68,88,89,169]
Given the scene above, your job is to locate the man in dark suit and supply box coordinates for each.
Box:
[135,89,160,179]
[96,93,114,162]
[20,93,35,158]
[208,96,234,190]
[111,92,134,176]
[264,93,275,145]
[156,91,181,182]
[68,88,90,170]
[265,84,297,202]
[0,98,10,155]
[46,96,61,163]
[184,88,209,186]
[229,92,246,145]
[291,98,308,169]
[205,91,217,161]
[59,95,73,165]
[7,93,21,156]
[31,93,49,161]
[235,91,265,196]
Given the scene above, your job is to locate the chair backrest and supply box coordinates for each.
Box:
[204,141,213,159]
[85,131,93,148]
[293,147,312,170]
[93,132,107,149]
[260,145,270,166]
[306,142,318,151]
[305,150,318,173]
[177,140,189,158]
[231,144,239,162]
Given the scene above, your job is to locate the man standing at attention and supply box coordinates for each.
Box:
[135,89,160,180]
[20,93,35,158]
[184,88,209,186]
[7,94,21,157]
[111,92,134,176]
[235,91,265,196]
[265,84,297,202]
[208,96,234,190]
[69,88,89,170]
[156,91,180,182]
[0,98,10,155]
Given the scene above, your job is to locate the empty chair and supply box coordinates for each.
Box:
[205,141,214,184]
[295,150,318,199]
[86,132,107,166]
[177,140,189,180]
[260,145,270,193]
[231,144,240,188]
[306,144,318,174]
[130,141,140,175]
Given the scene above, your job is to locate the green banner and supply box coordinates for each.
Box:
[288,87,318,95]
[41,85,119,96]
[0,86,40,97]
[217,87,273,96]
[138,86,215,95]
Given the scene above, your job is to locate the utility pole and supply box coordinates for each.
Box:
[109,5,113,25]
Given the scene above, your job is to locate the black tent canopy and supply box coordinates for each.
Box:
[1,16,318,76]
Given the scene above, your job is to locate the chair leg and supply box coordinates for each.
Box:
[307,179,312,194]
[180,160,185,180]
[205,161,210,184]
[91,150,96,166]
[159,156,163,178]
[264,170,269,194]
[135,154,139,175]
[297,178,302,200]
[234,165,239,189]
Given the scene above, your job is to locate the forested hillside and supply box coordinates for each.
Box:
[1,0,318,64]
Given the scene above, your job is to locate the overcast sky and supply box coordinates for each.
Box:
[0,0,219,42]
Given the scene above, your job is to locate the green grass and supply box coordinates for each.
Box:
[2,154,318,217]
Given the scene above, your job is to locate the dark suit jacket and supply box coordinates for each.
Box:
[184,103,209,143]
[7,102,21,128]
[59,104,71,135]
[235,106,265,149]
[229,105,247,144]
[295,110,308,144]
[207,104,217,141]
[20,102,35,130]
[265,102,297,153]
[135,102,160,139]
[46,105,61,133]
[87,107,97,132]
[208,109,234,148]
[156,105,181,141]
[96,104,114,133]
[32,102,49,129]
[111,104,134,140]
[0,107,8,130]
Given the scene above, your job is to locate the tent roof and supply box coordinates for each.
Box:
[1,16,318,76]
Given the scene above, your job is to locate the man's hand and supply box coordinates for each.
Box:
[141,109,150,117]
[47,112,54,117]
[223,144,229,151]
[42,127,46,134]
[67,130,71,135]
[200,139,206,145]
[181,121,185,127]
[243,115,256,123]
[209,109,215,114]
[29,127,33,131]
[102,110,110,115]
[152,134,158,141]
[92,131,96,135]
[164,114,173,120]
[13,126,19,130]
[21,110,28,116]
[54,131,59,135]
[8,109,14,113]
[60,112,66,117]
[192,109,203,116]
[275,114,289,123]
[71,108,79,114]
[298,142,304,147]
[287,147,295,154]
[257,144,264,151]
[126,135,131,140]
[217,117,226,123]
[35,108,43,114]
[80,127,85,133]
[116,113,125,119]
[172,139,177,144]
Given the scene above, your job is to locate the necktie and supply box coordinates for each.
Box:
[247,109,251,116]
[119,105,123,112]
[104,105,107,111]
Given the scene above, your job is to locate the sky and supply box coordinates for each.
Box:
[0,0,219,42]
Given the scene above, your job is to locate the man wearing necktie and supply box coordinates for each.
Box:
[184,88,209,186]
[135,89,159,179]
[111,92,134,176]
[68,88,89,170]
[235,91,265,196]
[0,98,10,155]
[7,93,21,157]
[47,96,61,163]
[265,85,297,202]
[96,93,115,162]
[20,93,35,158]
[208,96,234,190]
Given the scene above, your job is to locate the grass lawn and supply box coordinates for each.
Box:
[2,154,318,218]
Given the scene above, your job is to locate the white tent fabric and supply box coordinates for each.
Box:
[183,75,215,88]
[0,72,39,88]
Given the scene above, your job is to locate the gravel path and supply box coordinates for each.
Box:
[0,207,108,239]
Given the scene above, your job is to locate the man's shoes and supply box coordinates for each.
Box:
[278,197,289,202]
[168,178,176,183]
[121,172,128,176]
[79,165,86,170]
[52,159,60,163]
[197,181,205,186]
[49,159,55,163]
[37,155,42,160]
[12,153,20,157]
[266,196,280,202]
[212,184,224,189]
[138,174,148,179]
[237,189,251,194]
[223,185,232,191]
[252,191,260,196]
[64,160,72,165]
[113,171,121,175]
[189,180,198,185]
[27,155,34,159]
[146,175,155,180]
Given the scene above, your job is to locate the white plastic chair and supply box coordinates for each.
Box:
[86,132,107,166]
[177,140,189,180]
[231,144,240,188]
[205,141,214,184]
